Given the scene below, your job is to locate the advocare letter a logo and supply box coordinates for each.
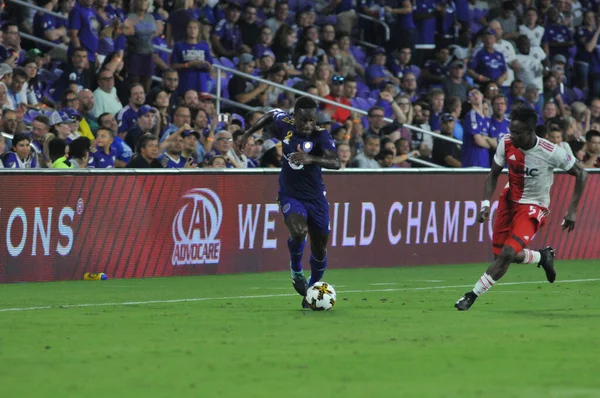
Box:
[171,188,223,266]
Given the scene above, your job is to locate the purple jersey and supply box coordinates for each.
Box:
[576,26,594,63]
[116,105,139,134]
[213,19,242,53]
[112,136,132,163]
[34,12,61,52]
[68,2,100,62]
[462,109,491,168]
[88,146,116,168]
[159,153,187,168]
[454,0,469,23]
[542,24,574,60]
[171,41,213,94]
[414,0,436,45]
[2,152,38,168]
[273,110,336,200]
[468,49,507,82]
[394,0,415,29]
[489,116,509,140]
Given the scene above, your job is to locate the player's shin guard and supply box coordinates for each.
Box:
[518,249,542,264]
[472,273,496,296]
[308,254,327,286]
[288,237,306,275]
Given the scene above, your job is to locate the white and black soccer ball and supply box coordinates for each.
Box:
[305,282,336,311]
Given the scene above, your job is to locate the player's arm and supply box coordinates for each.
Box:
[290,147,340,170]
[241,110,277,144]
[478,160,503,223]
[563,162,588,232]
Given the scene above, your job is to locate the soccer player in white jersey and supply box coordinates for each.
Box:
[455,106,588,311]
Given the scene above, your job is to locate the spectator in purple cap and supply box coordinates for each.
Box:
[253,26,273,59]
[171,19,214,96]
[116,83,146,135]
[467,29,508,87]
[68,0,100,63]
[366,47,399,89]
[51,110,78,142]
[125,104,158,150]
[212,1,243,58]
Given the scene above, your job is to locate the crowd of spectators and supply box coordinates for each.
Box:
[0,0,599,169]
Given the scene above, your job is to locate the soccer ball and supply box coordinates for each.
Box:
[305,282,336,311]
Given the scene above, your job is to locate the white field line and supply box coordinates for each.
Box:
[0,278,599,313]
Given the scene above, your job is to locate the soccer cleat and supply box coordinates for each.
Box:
[454,291,478,311]
[301,297,311,309]
[292,274,308,297]
[538,246,556,283]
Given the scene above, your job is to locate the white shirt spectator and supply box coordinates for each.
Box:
[92,86,123,118]
[519,24,545,48]
[17,82,38,106]
[515,46,546,93]
[350,152,380,168]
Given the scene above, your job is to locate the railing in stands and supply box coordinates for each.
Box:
[357,13,391,42]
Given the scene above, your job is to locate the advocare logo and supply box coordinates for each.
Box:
[171,188,223,266]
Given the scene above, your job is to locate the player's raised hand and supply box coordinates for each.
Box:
[477,206,490,223]
[562,211,576,232]
[289,144,313,165]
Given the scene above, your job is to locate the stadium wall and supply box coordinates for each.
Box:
[0,169,598,283]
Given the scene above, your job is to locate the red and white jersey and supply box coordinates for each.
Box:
[494,135,576,208]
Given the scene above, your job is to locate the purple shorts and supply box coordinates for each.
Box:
[126,53,154,77]
[277,194,330,234]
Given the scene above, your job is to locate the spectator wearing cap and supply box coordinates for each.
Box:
[514,35,546,95]
[432,113,462,168]
[212,1,243,58]
[519,7,544,49]
[93,68,124,117]
[462,87,495,168]
[34,0,68,53]
[116,83,146,135]
[205,130,240,168]
[120,0,156,93]
[316,112,333,132]
[68,136,91,168]
[127,133,163,168]
[88,127,117,168]
[159,132,194,168]
[49,138,73,169]
[125,104,158,150]
[62,108,86,141]
[260,138,282,168]
[171,19,215,96]
[443,96,462,141]
[0,23,24,66]
[68,0,99,63]
[6,67,26,111]
[151,13,170,77]
[253,26,273,59]
[442,60,470,103]
[542,8,575,66]
[420,47,450,89]
[53,48,90,102]
[468,29,508,87]
[77,89,98,138]
[228,53,268,107]
[0,64,13,89]
[239,4,261,52]
[324,75,352,123]
[581,130,600,168]
[272,24,301,77]
[366,47,400,89]
[264,1,289,37]
[350,135,380,169]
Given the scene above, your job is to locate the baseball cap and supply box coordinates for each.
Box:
[483,28,496,36]
[0,63,13,79]
[198,92,213,101]
[238,53,254,65]
[63,107,81,121]
[451,60,464,69]
[27,48,43,59]
[138,105,155,117]
[372,47,386,56]
[553,54,567,64]
[260,50,275,59]
[379,79,393,90]
[316,112,332,125]
[441,113,455,123]
[181,129,200,140]
[231,113,245,129]
[252,133,265,144]
[262,138,281,154]
[50,110,77,126]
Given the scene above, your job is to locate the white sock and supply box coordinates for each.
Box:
[520,249,541,264]
[472,273,496,296]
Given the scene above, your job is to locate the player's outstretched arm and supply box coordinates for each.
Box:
[241,110,276,143]
[478,161,503,223]
[289,147,341,170]
[563,162,588,232]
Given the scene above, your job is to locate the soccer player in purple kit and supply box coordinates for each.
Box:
[242,97,340,308]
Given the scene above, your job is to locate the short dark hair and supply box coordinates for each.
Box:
[364,134,380,144]
[510,105,539,131]
[136,133,158,153]
[294,96,317,111]
[586,130,600,142]
[368,106,385,117]
[492,94,508,106]
[60,89,77,107]
[96,127,115,138]
[11,132,30,148]
[129,82,144,95]
[535,125,548,138]
[48,138,67,162]
[69,137,91,159]
[12,67,27,81]
[444,96,461,113]
[73,47,87,55]
[1,23,17,34]
[33,114,50,126]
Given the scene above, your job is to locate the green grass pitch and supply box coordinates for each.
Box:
[2,261,600,398]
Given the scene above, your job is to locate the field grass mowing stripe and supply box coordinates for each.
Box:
[0,278,598,313]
